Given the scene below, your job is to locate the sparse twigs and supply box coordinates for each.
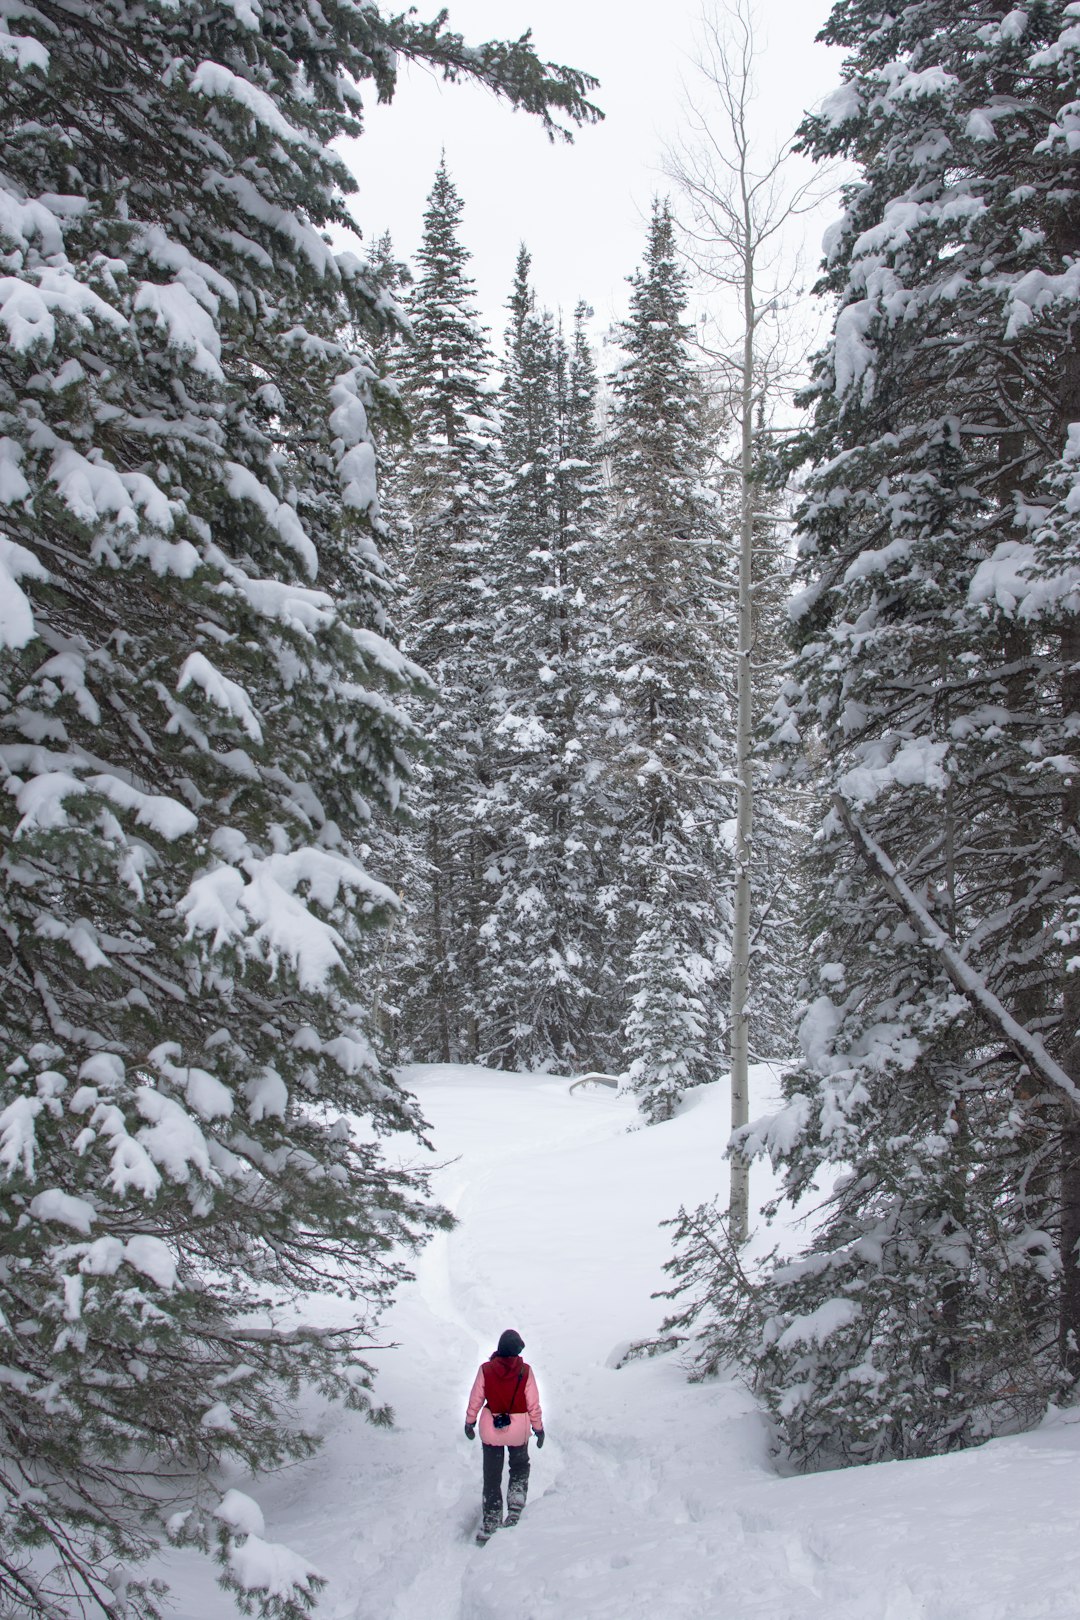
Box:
[664,0,826,1238]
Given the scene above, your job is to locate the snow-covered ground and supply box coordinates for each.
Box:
[160,1064,1080,1620]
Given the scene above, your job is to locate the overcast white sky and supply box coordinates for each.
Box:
[339,0,843,340]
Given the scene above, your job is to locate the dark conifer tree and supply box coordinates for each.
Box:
[479,254,602,1069]
[556,304,619,1061]
[603,200,735,1120]
[389,158,501,1062]
[670,0,1080,1467]
[0,2,598,1611]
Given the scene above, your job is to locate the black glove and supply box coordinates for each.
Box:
[464,1423,476,1441]
[533,1429,545,1449]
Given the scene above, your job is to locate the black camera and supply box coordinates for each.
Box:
[492,1412,511,1430]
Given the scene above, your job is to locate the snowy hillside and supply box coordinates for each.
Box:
[159,1065,1080,1620]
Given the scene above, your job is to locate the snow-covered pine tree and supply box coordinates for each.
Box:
[365,230,413,527]
[558,305,608,592]
[367,231,413,387]
[555,303,618,1063]
[711,0,1080,1467]
[355,230,421,1057]
[0,3,598,1613]
[480,253,600,1069]
[604,200,735,1120]
[387,159,501,1063]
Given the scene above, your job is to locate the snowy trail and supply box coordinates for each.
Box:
[162,1064,1080,1620]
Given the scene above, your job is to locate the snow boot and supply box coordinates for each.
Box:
[504,1478,528,1527]
[475,1509,501,1546]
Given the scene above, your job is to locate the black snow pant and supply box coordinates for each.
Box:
[481,1441,529,1530]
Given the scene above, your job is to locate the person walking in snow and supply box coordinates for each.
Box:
[464,1328,545,1543]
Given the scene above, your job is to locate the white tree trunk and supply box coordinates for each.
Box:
[665,0,828,1240]
[728,238,755,1247]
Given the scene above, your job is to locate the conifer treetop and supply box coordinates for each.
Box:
[403,156,498,456]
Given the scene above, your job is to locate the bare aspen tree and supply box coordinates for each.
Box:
[665,0,827,1243]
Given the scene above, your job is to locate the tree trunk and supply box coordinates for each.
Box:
[1058,616,1080,1378]
[1055,332,1080,1377]
[728,239,755,1247]
[429,813,452,1063]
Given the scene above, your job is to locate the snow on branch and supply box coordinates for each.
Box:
[177,652,263,743]
[833,793,1080,1111]
[0,533,48,651]
[189,61,315,149]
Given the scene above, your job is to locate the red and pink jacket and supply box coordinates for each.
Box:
[466,1354,543,1447]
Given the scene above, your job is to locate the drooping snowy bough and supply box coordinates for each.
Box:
[0,3,598,1616]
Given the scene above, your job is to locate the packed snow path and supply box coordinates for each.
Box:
[166,1066,1080,1620]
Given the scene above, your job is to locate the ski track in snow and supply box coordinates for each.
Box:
[160,1063,1080,1620]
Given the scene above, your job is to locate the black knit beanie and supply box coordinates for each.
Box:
[495,1329,524,1358]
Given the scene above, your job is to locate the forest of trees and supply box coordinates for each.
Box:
[1,0,1079,1614]
[378,173,787,1121]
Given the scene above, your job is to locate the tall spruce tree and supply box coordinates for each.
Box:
[669,0,1080,1468]
[389,159,501,1063]
[555,303,617,1063]
[605,200,735,1120]
[0,3,598,1614]
[480,254,600,1069]
[365,229,413,556]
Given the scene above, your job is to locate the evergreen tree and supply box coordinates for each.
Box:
[0,4,598,1614]
[556,304,619,1062]
[690,0,1080,1467]
[604,200,735,1120]
[366,229,413,551]
[368,231,413,388]
[557,305,609,590]
[358,230,417,1055]
[480,255,602,1069]
[389,159,501,1063]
